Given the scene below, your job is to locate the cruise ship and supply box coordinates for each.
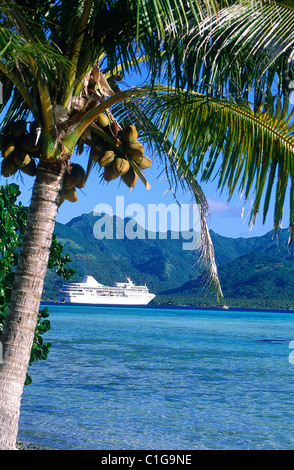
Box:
[58,275,156,305]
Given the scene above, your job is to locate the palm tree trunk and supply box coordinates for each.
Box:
[0,161,65,450]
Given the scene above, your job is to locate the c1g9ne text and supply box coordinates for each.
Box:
[145,454,191,465]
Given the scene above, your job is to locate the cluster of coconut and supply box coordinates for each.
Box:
[0,115,152,206]
[89,114,152,188]
[0,119,39,178]
[58,163,86,206]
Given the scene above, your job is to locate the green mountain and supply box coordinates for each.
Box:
[160,233,294,309]
[43,212,294,309]
[43,212,199,299]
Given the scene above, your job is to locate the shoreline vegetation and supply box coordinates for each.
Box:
[41,299,294,313]
[152,297,294,312]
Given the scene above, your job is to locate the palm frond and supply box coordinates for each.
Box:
[0,1,72,122]
[84,0,228,89]
[182,0,294,97]
[185,174,224,302]
[0,3,70,84]
[114,86,294,243]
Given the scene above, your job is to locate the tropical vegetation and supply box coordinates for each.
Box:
[0,0,293,449]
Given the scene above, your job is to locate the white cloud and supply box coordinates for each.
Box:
[208,199,241,218]
[208,199,230,213]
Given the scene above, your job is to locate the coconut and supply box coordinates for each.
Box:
[1,157,18,177]
[129,149,145,160]
[76,175,86,189]
[96,113,110,128]
[121,168,138,188]
[13,150,31,168]
[20,158,37,176]
[132,155,152,170]
[9,120,26,138]
[125,141,144,155]
[98,150,116,167]
[63,164,85,189]
[110,122,120,137]
[103,165,119,182]
[65,187,78,203]
[63,172,76,189]
[120,125,138,145]
[1,135,15,159]
[112,157,130,176]
[71,163,86,188]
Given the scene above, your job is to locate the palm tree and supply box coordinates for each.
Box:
[0,0,293,449]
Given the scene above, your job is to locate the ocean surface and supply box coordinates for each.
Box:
[18,305,294,450]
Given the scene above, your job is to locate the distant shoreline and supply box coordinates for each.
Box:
[40,300,294,314]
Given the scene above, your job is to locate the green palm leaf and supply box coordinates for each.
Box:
[182,0,294,98]
[0,2,71,124]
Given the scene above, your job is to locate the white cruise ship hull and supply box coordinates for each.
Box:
[58,275,156,306]
[59,294,155,305]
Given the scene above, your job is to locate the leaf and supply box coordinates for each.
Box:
[25,374,32,385]
[92,65,115,97]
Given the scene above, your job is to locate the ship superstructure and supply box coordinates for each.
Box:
[58,275,156,305]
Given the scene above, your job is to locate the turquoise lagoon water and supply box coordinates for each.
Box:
[18,305,294,450]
